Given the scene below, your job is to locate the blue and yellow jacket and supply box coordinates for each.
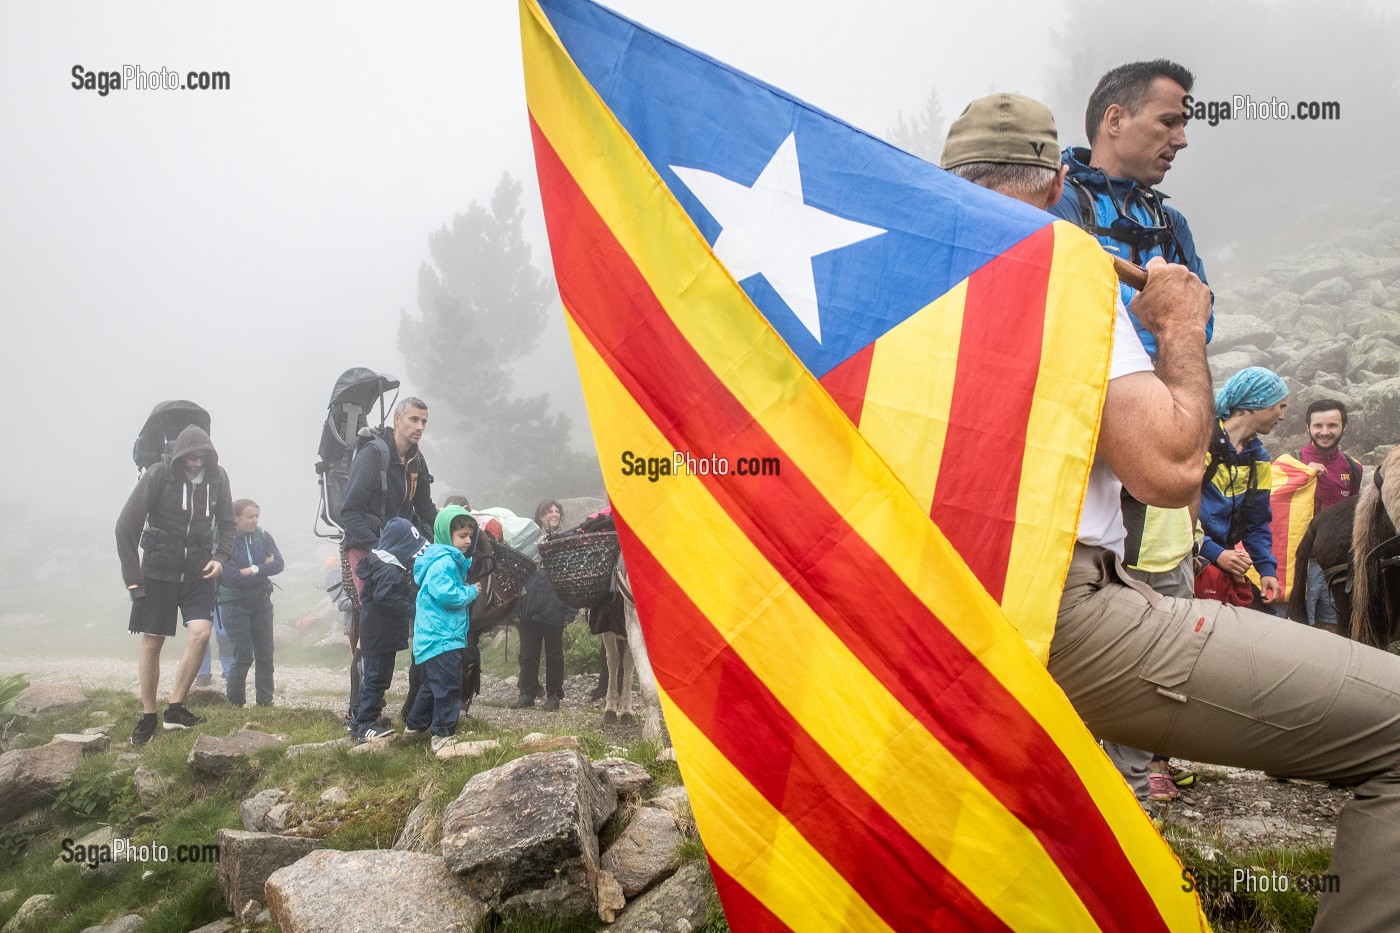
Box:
[1199,420,1277,577]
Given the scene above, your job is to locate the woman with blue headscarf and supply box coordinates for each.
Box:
[1197,366,1290,607]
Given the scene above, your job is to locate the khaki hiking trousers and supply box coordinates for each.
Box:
[1051,545,1400,933]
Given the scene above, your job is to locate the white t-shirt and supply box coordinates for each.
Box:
[1076,299,1153,557]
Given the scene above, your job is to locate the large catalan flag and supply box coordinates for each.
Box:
[521,0,1209,928]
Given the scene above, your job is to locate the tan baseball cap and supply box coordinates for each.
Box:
[940,93,1060,170]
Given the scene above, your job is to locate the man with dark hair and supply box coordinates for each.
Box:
[944,94,1400,930]
[1300,398,1364,630]
[339,396,438,726]
[1049,59,1213,802]
[341,396,438,596]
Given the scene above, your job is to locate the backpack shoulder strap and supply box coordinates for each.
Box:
[1065,175,1098,232]
[1203,424,1230,490]
[1348,456,1364,494]
[369,432,391,513]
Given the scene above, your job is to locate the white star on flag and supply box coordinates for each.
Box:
[671,133,886,343]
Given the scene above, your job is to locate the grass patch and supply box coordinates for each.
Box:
[1169,828,1334,932]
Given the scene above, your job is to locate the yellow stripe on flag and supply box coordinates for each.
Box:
[858,281,968,514]
[1003,221,1116,657]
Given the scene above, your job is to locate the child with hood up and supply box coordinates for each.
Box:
[349,517,429,742]
[405,505,481,754]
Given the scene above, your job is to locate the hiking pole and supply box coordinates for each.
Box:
[1112,255,1148,290]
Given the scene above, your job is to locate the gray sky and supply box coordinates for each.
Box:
[2,0,1395,576]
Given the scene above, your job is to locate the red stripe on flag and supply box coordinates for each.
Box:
[818,341,874,425]
[619,515,1016,932]
[931,232,1052,602]
[709,859,791,932]
[530,116,1167,933]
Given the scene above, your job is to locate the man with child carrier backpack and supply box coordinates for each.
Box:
[340,396,439,602]
[117,402,235,746]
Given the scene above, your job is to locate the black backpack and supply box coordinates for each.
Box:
[133,400,211,475]
[314,368,400,541]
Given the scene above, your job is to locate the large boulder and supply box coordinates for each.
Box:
[610,861,715,933]
[188,730,289,777]
[592,757,653,796]
[1209,313,1276,353]
[265,849,488,933]
[0,739,83,822]
[601,807,684,897]
[12,683,88,715]
[1205,348,1261,382]
[1300,275,1352,308]
[440,750,617,912]
[1289,257,1351,293]
[217,829,322,915]
[1288,338,1351,383]
[1,894,58,933]
[1348,334,1400,381]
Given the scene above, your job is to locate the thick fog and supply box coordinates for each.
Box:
[2,0,1396,652]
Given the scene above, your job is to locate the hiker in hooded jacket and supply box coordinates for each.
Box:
[116,425,235,745]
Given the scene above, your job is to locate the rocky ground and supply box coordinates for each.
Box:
[0,654,1340,855]
[0,655,664,750]
[1156,763,1348,852]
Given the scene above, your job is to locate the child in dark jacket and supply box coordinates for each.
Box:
[350,517,428,741]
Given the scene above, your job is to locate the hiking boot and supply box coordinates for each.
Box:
[509,693,536,710]
[430,735,459,756]
[544,696,561,712]
[1147,766,1179,801]
[162,704,206,730]
[1169,763,1198,788]
[131,713,158,746]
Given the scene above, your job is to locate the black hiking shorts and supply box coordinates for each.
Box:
[129,577,216,637]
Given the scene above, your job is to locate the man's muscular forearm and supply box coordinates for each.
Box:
[1150,316,1214,467]
[1099,258,1215,507]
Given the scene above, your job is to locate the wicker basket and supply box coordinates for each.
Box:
[539,531,621,609]
[491,543,537,604]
